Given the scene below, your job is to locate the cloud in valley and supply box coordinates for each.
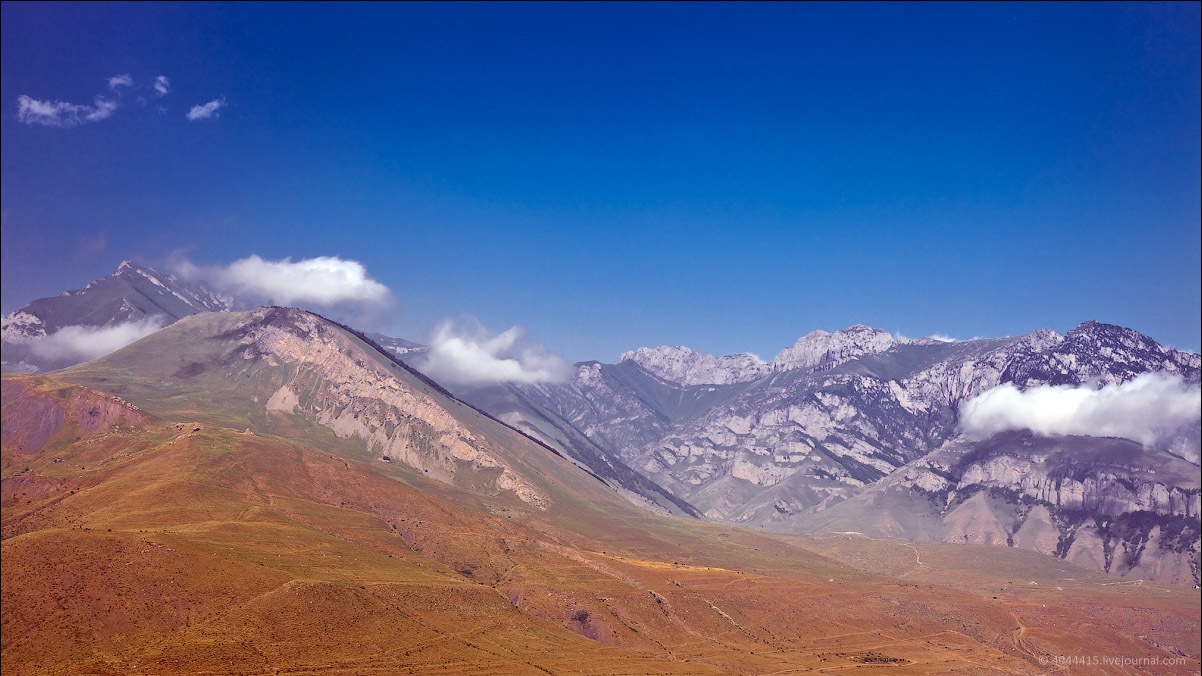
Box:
[186,97,226,121]
[17,94,117,127]
[416,318,571,387]
[177,254,391,308]
[28,316,168,363]
[959,373,1202,447]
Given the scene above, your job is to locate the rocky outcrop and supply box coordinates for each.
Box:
[771,325,901,372]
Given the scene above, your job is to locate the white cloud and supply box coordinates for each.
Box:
[17,94,117,127]
[927,334,958,343]
[153,75,170,96]
[28,316,168,363]
[176,254,391,308]
[959,373,1202,447]
[108,74,134,90]
[186,97,226,121]
[416,318,571,387]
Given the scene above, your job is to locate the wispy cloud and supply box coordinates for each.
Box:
[186,97,226,121]
[416,317,571,387]
[959,373,1202,448]
[28,316,168,363]
[108,74,134,90]
[153,75,170,96]
[175,254,391,308]
[16,94,117,127]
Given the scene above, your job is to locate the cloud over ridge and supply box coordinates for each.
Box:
[177,254,391,308]
[416,318,571,387]
[959,373,1202,447]
[28,316,168,363]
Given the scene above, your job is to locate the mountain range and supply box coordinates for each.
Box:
[454,326,1201,585]
[4,262,1199,585]
[3,264,1200,673]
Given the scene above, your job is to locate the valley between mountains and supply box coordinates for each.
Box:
[2,265,1200,674]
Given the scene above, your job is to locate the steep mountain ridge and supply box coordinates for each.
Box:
[1,261,232,373]
[60,307,629,512]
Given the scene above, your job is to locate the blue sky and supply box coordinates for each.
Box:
[3,2,1199,363]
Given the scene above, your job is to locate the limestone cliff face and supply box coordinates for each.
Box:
[953,456,1199,518]
[862,433,1202,585]
[233,308,548,508]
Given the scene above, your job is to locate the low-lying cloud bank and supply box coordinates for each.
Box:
[176,255,391,308]
[959,373,1202,447]
[416,318,571,387]
[28,316,167,363]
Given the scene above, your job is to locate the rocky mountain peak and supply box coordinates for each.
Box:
[619,345,769,386]
[1066,320,1160,352]
[2,261,234,374]
[1003,321,1198,387]
[1016,327,1065,351]
[771,324,900,372]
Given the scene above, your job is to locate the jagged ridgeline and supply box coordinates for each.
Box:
[474,321,1200,584]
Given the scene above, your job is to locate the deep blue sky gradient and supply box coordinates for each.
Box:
[3,2,1199,360]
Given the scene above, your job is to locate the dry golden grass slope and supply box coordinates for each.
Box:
[3,310,1199,675]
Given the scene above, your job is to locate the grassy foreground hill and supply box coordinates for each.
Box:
[3,309,1198,674]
